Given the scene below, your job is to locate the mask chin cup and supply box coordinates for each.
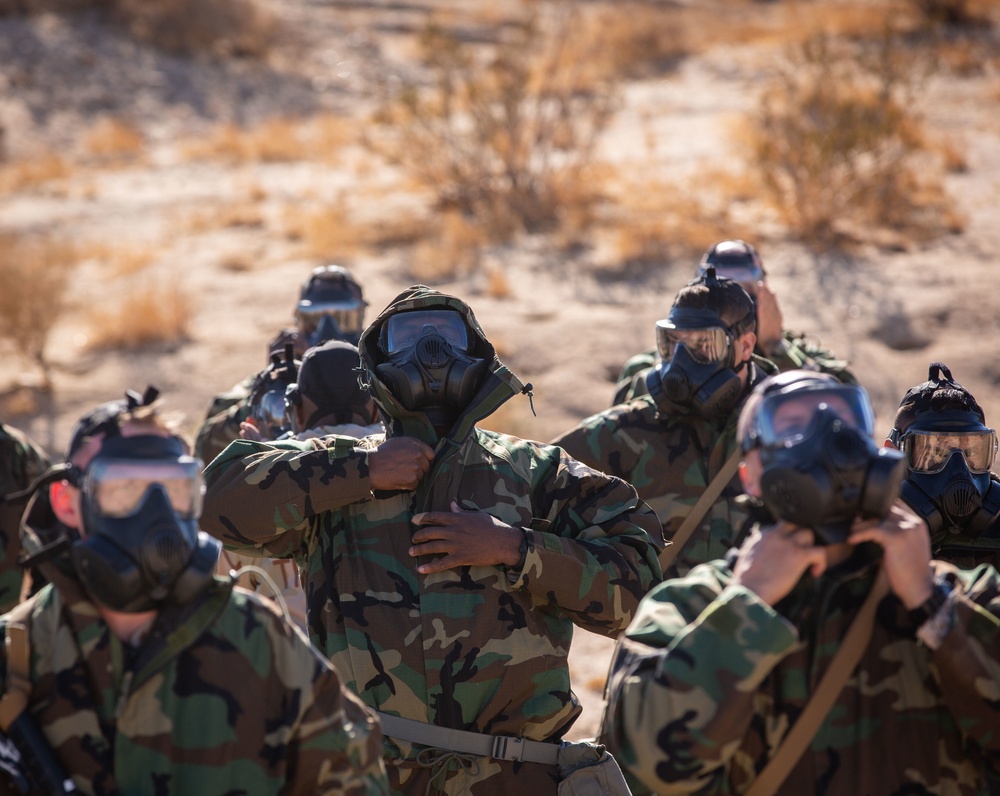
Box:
[649,345,742,418]
[71,536,158,614]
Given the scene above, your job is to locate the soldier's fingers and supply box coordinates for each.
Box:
[416,554,463,574]
[408,539,456,557]
[412,511,462,527]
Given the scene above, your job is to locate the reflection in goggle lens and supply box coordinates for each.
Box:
[901,429,997,474]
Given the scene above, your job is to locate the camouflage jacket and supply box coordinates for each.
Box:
[553,360,775,577]
[0,570,389,796]
[600,546,1000,795]
[201,286,663,795]
[0,423,50,612]
[611,330,856,406]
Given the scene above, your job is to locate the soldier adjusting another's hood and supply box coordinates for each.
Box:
[359,285,529,448]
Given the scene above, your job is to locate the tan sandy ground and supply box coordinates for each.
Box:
[1,0,999,741]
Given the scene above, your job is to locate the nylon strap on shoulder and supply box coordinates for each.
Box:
[0,600,37,732]
[744,566,890,796]
[659,448,742,572]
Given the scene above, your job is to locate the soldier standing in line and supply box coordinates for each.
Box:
[4,392,388,795]
[199,285,661,795]
[601,371,1000,795]
[0,421,49,612]
[887,362,1000,570]
[612,239,855,405]
[553,267,777,577]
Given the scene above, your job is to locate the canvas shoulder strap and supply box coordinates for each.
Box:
[0,600,36,732]
[744,567,890,796]
[659,448,741,572]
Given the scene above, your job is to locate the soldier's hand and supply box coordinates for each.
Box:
[849,500,933,610]
[732,521,827,607]
[755,281,784,355]
[409,501,524,574]
[368,437,434,491]
[239,420,265,442]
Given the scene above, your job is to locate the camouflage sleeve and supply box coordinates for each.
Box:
[551,405,640,477]
[928,563,1000,758]
[769,332,858,385]
[507,445,664,637]
[291,655,390,796]
[604,566,798,794]
[195,400,250,465]
[612,350,656,407]
[200,437,375,558]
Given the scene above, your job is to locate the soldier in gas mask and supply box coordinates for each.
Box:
[199,285,661,795]
[612,239,856,405]
[194,264,367,465]
[599,370,1000,796]
[887,362,1000,569]
[554,267,778,576]
[3,392,388,795]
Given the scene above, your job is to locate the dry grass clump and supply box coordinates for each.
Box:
[78,242,159,278]
[85,280,193,351]
[0,154,71,195]
[367,0,620,245]
[744,32,960,249]
[83,117,145,163]
[0,233,78,388]
[181,115,355,164]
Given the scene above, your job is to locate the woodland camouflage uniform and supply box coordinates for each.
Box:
[553,356,777,577]
[1,486,388,796]
[611,330,856,406]
[200,286,663,795]
[0,423,49,612]
[600,543,1000,795]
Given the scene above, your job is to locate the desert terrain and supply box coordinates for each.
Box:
[1,0,998,739]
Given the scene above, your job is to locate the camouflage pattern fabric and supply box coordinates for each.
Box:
[215,423,384,632]
[0,571,389,796]
[194,389,252,466]
[611,330,856,406]
[0,423,50,612]
[600,546,1000,795]
[201,285,663,795]
[553,359,775,578]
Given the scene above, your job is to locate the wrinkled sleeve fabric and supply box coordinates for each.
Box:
[604,565,798,794]
[551,406,639,477]
[507,443,664,637]
[201,436,376,558]
[929,563,1000,760]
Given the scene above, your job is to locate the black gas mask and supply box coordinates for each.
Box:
[248,344,300,440]
[891,412,1000,542]
[646,303,749,419]
[374,309,488,429]
[71,435,219,613]
[744,379,906,544]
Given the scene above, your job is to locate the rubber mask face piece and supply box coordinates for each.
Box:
[72,435,219,613]
[757,405,906,544]
[374,310,488,429]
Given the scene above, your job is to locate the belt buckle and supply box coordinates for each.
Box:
[491,735,524,762]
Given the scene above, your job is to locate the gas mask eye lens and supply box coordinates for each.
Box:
[86,459,203,519]
[383,310,469,354]
[655,325,730,365]
[901,429,997,474]
[754,386,875,448]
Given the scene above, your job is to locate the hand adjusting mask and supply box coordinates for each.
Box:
[374,309,487,429]
[71,435,220,613]
[745,383,906,544]
[891,411,1000,540]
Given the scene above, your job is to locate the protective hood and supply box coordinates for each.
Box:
[359,285,530,449]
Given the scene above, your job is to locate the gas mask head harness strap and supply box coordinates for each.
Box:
[71,434,220,614]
